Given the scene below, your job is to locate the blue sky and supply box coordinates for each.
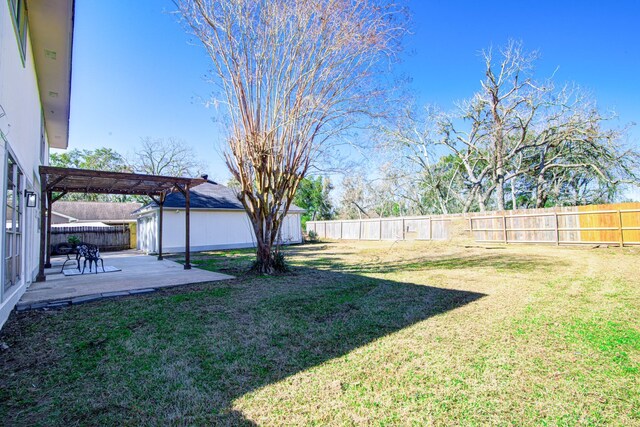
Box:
[67,0,640,192]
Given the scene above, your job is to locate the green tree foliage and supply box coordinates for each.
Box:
[49,148,133,202]
[294,177,334,226]
[50,148,130,172]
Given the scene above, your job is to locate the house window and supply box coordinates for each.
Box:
[4,155,23,293]
[8,0,28,61]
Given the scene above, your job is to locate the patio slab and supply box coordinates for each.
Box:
[20,250,234,306]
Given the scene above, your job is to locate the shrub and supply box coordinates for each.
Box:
[272,250,289,273]
[307,230,319,242]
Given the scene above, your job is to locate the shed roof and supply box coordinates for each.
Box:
[137,181,304,213]
[52,201,143,221]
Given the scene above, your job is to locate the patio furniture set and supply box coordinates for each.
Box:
[56,243,105,274]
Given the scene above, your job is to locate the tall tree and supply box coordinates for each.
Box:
[131,137,206,177]
[386,41,638,212]
[178,0,405,272]
[50,148,129,172]
[49,148,132,202]
[294,176,334,226]
[339,174,375,219]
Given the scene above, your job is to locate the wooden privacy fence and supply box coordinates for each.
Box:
[306,202,640,247]
[307,215,460,241]
[50,225,131,252]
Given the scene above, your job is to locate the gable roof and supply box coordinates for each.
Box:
[137,181,304,213]
[53,201,143,222]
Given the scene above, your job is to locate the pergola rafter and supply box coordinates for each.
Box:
[36,166,205,282]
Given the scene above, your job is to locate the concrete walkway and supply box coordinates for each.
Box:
[19,250,233,309]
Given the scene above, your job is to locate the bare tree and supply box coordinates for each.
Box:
[132,137,206,177]
[339,174,373,219]
[381,105,467,214]
[386,41,638,212]
[177,0,405,272]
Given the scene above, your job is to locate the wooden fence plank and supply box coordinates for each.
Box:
[305,202,640,247]
[50,225,131,252]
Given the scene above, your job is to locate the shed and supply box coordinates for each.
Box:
[135,181,304,253]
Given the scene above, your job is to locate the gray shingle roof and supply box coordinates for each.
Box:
[52,201,143,221]
[138,181,304,213]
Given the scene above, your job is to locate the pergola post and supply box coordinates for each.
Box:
[157,193,165,260]
[36,181,47,282]
[184,184,191,269]
[36,166,205,274]
[45,190,53,268]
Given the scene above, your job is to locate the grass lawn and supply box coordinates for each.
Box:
[1,241,639,425]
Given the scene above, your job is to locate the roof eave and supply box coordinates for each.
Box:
[28,0,75,149]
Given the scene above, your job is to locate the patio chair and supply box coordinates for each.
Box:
[55,242,77,272]
[77,244,105,274]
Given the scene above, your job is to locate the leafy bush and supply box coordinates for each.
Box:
[67,235,81,246]
[307,230,319,243]
[272,250,289,273]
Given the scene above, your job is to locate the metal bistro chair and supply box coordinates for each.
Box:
[77,244,105,274]
[56,242,78,273]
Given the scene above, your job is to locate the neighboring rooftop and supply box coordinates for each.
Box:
[137,181,304,212]
[53,201,143,222]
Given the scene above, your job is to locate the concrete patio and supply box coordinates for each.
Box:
[19,250,234,309]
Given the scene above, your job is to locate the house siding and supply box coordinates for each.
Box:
[0,1,45,328]
[136,209,303,254]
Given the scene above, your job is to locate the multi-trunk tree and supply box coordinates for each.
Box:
[385,41,638,212]
[178,0,405,272]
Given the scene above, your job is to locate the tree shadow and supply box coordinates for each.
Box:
[284,246,563,275]
[0,267,485,425]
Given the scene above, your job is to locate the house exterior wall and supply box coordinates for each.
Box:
[0,2,47,328]
[136,209,303,253]
[51,212,70,224]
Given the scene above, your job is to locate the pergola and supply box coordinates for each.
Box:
[36,166,206,282]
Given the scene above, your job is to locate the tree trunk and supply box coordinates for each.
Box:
[247,210,281,274]
[495,172,505,211]
[535,178,547,208]
[476,191,487,212]
[255,239,274,274]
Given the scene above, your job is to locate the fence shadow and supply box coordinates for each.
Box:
[1,268,484,425]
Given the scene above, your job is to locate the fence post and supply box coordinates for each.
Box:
[554,212,560,246]
[402,217,405,240]
[468,216,473,238]
[359,220,362,240]
[379,218,382,240]
[429,217,432,241]
[618,210,624,249]
[502,214,508,244]
[340,221,343,240]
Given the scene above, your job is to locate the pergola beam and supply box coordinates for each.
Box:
[46,187,167,196]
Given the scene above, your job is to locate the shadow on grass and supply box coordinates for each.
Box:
[283,247,559,275]
[0,267,485,425]
[179,245,560,278]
